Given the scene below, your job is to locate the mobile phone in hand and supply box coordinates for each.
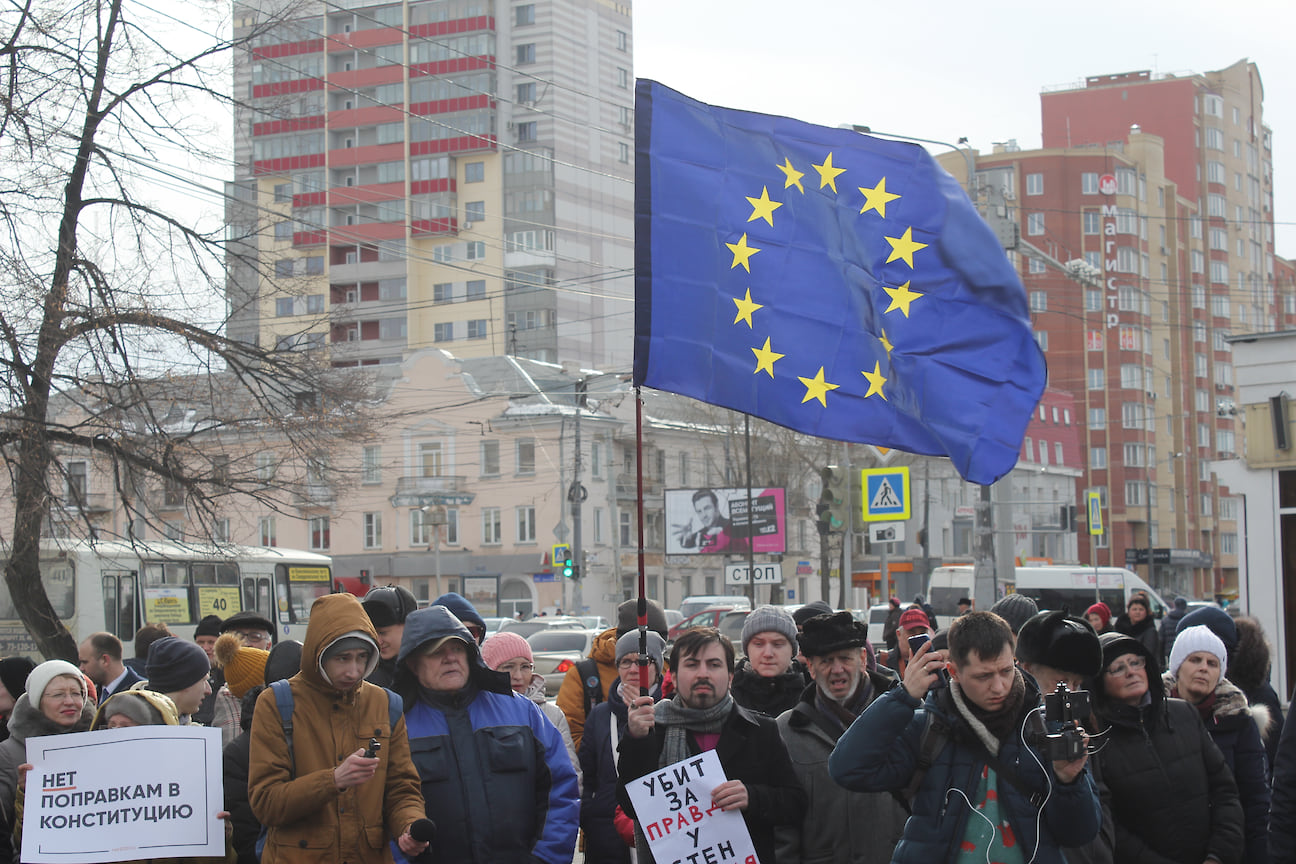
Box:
[364,738,381,759]
[907,633,950,689]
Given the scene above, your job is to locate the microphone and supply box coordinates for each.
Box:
[410,818,437,844]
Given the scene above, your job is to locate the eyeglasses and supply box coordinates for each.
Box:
[1104,656,1147,677]
[234,630,271,646]
[497,662,534,675]
[42,689,85,702]
[619,657,653,670]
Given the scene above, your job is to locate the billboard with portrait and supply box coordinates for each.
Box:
[664,487,786,555]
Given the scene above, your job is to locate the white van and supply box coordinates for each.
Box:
[927,565,1167,632]
[679,594,753,620]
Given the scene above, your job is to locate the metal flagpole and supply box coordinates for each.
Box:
[635,389,650,696]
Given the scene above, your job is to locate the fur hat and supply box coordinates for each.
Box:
[1084,602,1112,630]
[897,607,931,633]
[616,598,669,638]
[145,637,211,694]
[1016,611,1102,676]
[194,615,223,639]
[213,633,270,699]
[480,631,532,671]
[0,657,36,702]
[1177,605,1238,652]
[797,611,867,658]
[792,601,834,628]
[740,605,798,652]
[1169,624,1228,679]
[26,660,86,703]
[615,630,665,673]
[990,593,1039,634]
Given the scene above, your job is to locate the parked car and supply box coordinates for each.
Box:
[664,609,683,629]
[864,603,892,651]
[667,607,750,645]
[679,594,752,619]
[578,615,611,632]
[527,628,599,697]
[498,616,586,639]
[481,617,509,637]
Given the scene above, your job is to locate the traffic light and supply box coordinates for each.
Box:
[553,544,573,578]
[816,466,849,533]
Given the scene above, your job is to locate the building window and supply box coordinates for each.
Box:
[1089,407,1106,428]
[1022,437,1033,461]
[482,507,502,544]
[467,319,487,339]
[444,508,459,545]
[464,161,484,183]
[1025,173,1043,196]
[619,142,630,163]
[1029,291,1047,312]
[259,516,277,547]
[274,221,293,241]
[1027,212,1044,236]
[516,43,535,65]
[516,505,536,543]
[1054,442,1064,465]
[516,82,536,104]
[516,438,536,474]
[617,29,627,51]
[1035,331,1048,351]
[515,3,534,25]
[593,507,605,544]
[419,441,442,477]
[363,445,381,484]
[481,440,500,476]
[1082,211,1100,235]
[363,513,382,549]
[1028,259,1046,274]
[256,452,276,482]
[591,441,603,478]
[617,67,629,89]
[620,510,633,546]
[1081,173,1099,194]
[434,322,454,342]
[1090,447,1107,469]
[1087,368,1104,390]
[466,241,486,259]
[465,201,485,222]
[516,121,537,142]
[410,509,429,546]
[309,516,330,550]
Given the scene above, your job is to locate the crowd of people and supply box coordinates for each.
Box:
[2,589,1296,863]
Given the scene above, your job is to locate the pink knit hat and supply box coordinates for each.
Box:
[480,631,532,671]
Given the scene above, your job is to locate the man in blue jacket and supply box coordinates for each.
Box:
[828,610,1100,864]
[395,605,578,864]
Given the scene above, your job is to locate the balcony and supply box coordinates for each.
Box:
[391,475,472,507]
[293,484,336,507]
[616,472,662,501]
[58,491,113,516]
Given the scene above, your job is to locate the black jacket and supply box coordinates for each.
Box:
[1268,704,1296,862]
[578,685,632,864]
[1094,635,1243,864]
[1113,614,1161,672]
[730,657,807,718]
[616,701,807,864]
[223,686,263,864]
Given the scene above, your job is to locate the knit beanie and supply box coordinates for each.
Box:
[194,615,223,639]
[1084,602,1112,630]
[616,598,669,638]
[0,657,36,701]
[213,633,270,699]
[26,660,86,703]
[792,601,834,628]
[990,593,1039,634]
[480,631,532,671]
[740,605,798,653]
[897,607,931,633]
[1176,605,1238,653]
[95,691,168,728]
[432,593,486,635]
[615,631,665,673]
[1168,625,1228,678]
[145,637,211,694]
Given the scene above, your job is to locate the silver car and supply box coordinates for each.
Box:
[527,628,599,697]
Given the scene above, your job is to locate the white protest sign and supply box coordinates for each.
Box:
[23,725,224,863]
[626,749,758,864]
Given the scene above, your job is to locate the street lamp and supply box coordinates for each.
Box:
[421,504,446,597]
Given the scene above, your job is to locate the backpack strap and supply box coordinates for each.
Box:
[576,658,603,716]
[895,709,950,812]
[385,688,403,730]
[269,679,295,778]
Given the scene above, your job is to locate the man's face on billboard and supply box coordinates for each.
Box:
[694,495,719,528]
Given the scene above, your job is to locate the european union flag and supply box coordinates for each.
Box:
[633,81,1046,485]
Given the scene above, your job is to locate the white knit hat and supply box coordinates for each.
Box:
[26,659,86,703]
[1169,624,1228,679]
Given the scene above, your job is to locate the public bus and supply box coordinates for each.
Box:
[0,539,333,658]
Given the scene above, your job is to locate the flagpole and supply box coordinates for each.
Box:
[744,414,757,604]
[635,388,650,696]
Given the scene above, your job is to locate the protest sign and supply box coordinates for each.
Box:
[22,725,224,863]
[625,749,758,864]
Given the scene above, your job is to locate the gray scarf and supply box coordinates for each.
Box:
[654,692,734,767]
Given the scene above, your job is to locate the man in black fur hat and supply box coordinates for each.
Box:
[775,611,906,864]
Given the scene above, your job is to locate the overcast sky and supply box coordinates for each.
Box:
[633,0,1295,254]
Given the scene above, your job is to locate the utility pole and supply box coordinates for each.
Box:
[569,378,588,614]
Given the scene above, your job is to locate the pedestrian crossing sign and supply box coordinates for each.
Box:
[861,467,910,522]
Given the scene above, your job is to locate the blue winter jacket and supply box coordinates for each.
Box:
[828,675,1101,864]
[395,605,579,864]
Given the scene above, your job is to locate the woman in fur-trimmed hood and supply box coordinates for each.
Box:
[1163,625,1271,863]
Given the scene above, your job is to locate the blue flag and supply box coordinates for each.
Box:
[633,81,1046,485]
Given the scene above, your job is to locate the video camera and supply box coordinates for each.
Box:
[1028,682,1090,761]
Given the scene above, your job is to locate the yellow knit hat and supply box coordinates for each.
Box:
[214,632,270,698]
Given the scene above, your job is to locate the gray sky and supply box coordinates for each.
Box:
[634,0,1295,254]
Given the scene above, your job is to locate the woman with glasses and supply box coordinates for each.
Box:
[0,660,95,835]
[480,631,579,781]
[1091,630,1243,864]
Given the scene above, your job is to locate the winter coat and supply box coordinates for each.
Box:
[1164,671,1271,863]
[616,700,807,864]
[1245,679,1284,768]
[555,626,618,750]
[774,674,907,864]
[247,594,426,864]
[1093,634,1243,864]
[1269,706,1296,862]
[828,673,1100,864]
[578,683,633,864]
[1158,606,1187,666]
[1114,613,1161,671]
[522,672,580,786]
[882,605,902,651]
[0,690,95,824]
[224,687,263,864]
[730,656,808,718]
[397,605,579,864]
[366,656,397,689]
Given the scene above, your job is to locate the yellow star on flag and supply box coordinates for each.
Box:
[798,367,840,406]
[858,177,901,218]
[879,328,893,356]
[726,233,760,272]
[883,281,925,317]
[776,158,805,194]
[745,186,783,226]
[751,338,784,377]
[812,153,846,192]
[862,362,888,400]
[884,227,928,268]
[732,288,763,327]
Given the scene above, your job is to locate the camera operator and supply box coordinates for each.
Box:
[828,611,1100,863]
[1016,610,1113,864]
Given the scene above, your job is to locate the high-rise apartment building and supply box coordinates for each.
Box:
[226,0,634,371]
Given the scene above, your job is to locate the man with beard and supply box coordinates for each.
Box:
[617,628,805,864]
[732,605,807,717]
[775,612,906,864]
